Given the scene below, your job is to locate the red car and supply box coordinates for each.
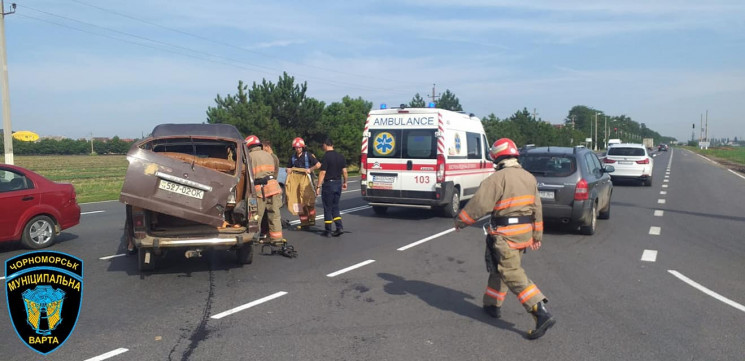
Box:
[0,164,80,249]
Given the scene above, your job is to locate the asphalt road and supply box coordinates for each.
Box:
[1,147,744,361]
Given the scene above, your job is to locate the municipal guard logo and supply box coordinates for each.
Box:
[5,251,83,355]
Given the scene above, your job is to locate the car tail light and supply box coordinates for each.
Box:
[436,154,446,183]
[603,158,616,164]
[360,154,367,181]
[636,158,650,164]
[574,178,589,201]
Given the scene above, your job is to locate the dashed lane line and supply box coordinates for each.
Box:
[326,260,376,278]
[649,226,661,235]
[99,254,127,260]
[81,210,106,215]
[641,250,657,262]
[654,210,664,217]
[660,191,667,195]
[658,199,666,204]
[289,205,371,226]
[84,348,129,361]
[668,270,745,313]
[398,228,455,251]
[211,291,288,319]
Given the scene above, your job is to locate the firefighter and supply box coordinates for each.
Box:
[285,137,320,230]
[259,140,281,240]
[453,138,556,340]
[245,135,285,246]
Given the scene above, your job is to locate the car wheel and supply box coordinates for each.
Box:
[579,202,597,235]
[236,244,254,265]
[21,215,57,249]
[372,206,388,215]
[598,196,611,220]
[138,247,156,272]
[442,189,460,218]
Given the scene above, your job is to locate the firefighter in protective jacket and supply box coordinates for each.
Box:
[285,137,320,229]
[453,138,556,340]
[245,135,285,246]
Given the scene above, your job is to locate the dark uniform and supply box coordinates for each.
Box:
[454,139,555,340]
[317,141,347,236]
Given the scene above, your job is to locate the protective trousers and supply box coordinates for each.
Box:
[257,193,283,242]
[483,234,546,312]
[321,180,343,232]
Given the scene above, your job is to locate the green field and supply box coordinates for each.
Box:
[682,146,745,166]
[1,155,128,203]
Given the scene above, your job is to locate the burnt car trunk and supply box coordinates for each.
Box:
[120,141,243,228]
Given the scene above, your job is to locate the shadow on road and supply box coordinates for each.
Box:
[378,272,524,337]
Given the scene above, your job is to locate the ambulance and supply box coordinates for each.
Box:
[360,105,494,217]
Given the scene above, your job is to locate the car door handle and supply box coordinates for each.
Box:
[22,196,34,201]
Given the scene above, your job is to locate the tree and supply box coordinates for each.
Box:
[436,90,462,111]
[409,93,426,108]
[318,96,372,166]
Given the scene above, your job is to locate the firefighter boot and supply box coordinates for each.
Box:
[483,305,501,319]
[527,301,555,340]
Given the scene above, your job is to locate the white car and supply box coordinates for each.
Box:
[602,143,654,186]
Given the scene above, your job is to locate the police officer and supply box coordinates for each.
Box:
[316,138,348,237]
[285,137,320,229]
[453,138,555,340]
[245,135,285,246]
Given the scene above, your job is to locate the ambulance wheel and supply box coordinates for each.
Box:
[372,206,388,215]
[442,190,460,218]
[236,244,253,265]
[138,247,156,272]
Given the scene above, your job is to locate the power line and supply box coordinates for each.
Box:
[16,4,398,92]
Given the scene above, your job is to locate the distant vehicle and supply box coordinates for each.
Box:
[120,123,260,271]
[658,144,669,151]
[520,146,614,235]
[608,139,621,146]
[643,138,654,150]
[0,164,81,249]
[360,106,493,217]
[603,143,654,186]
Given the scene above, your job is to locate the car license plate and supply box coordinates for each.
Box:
[372,175,396,183]
[159,179,204,199]
[619,161,633,165]
[539,190,554,200]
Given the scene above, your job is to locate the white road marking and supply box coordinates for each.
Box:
[327,260,376,278]
[398,228,456,251]
[728,169,745,181]
[695,153,717,164]
[663,179,669,183]
[664,175,669,179]
[654,210,664,217]
[80,200,118,205]
[81,210,105,215]
[668,270,745,313]
[649,226,661,235]
[0,276,5,280]
[660,191,667,195]
[662,184,668,188]
[289,205,371,226]
[641,250,657,262]
[658,199,666,204]
[84,348,129,361]
[99,254,127,260]
[211,291,288,319]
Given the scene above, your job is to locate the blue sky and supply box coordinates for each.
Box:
[4,0,744,142]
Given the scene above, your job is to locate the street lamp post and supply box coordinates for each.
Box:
[594,112,599,151]
[604,115,608,149]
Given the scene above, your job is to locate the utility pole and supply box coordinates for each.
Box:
[532,108,538,121]
[699,114,703,142]
[594,112,599,151]
[1,1,15,165]
[705,110,709,142]
[604,115,608,149]
[427,83,440,106]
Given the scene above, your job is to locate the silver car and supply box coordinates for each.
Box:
[520,146,614,235]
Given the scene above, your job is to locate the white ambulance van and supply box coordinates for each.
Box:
[360,105,494,217]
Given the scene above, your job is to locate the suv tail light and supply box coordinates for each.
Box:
[602,158,616,164]
[360,154,367,181]
[574,178,589,201]
[436,154,446,183]
[636,158,650,164]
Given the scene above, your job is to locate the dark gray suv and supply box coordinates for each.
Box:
[519,146,614,235]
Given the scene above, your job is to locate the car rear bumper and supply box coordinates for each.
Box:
[542,200,592,225]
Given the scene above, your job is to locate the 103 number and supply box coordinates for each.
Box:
[414,176,431,184]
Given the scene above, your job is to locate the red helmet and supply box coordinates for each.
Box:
[292,137,306,148]
[489,138,519,161]
[245,135,261,147]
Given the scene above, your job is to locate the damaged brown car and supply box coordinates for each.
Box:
[120,123,260,271]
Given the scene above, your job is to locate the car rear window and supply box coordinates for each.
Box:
[520,154,577,177]
[368,129,437,159]
[607,147,645,156]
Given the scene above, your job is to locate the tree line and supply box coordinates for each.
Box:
[0,135,134,155]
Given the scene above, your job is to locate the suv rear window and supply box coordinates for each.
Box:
[607,147,645,156]
[520,154,577,177]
